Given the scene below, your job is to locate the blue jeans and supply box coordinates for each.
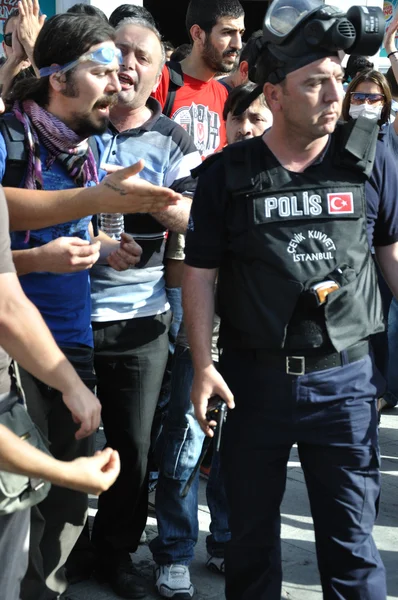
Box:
[167,287,184,352]
[150,345,230,565]
[386,297,398,407]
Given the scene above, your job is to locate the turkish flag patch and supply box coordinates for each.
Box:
[327,192,354,214]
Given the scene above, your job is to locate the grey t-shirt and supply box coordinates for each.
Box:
[0,187,16,394]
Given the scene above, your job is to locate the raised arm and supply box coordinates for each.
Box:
[17,0,46,75]
[384,14,398,134]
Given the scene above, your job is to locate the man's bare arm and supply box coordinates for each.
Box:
[17,0,46,74]
[0,271,101,439]
[375,242,398,298]
[12,239,101,275]
[6,161,182,231]
[384,14,398,135]
[0,426,120,495]
[183,265,217,370]
[151,196,192,233]
[182,265,234,435]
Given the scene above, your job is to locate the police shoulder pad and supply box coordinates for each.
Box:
[223,137,268,194]
[334,117,379,178]
[190,152,223,179]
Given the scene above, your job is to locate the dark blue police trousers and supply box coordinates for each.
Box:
[219,349,386,600]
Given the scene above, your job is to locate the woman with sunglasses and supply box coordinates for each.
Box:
[341,69,392,129]
[342,69,395,424]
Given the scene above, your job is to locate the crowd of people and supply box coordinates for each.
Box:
[0,0,398,599]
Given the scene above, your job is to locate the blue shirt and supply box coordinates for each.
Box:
[2,135,95,348]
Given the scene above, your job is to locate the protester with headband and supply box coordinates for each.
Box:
[182,0,397,597]
[0,12,125,600]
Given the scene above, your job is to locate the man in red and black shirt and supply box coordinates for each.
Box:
[153,0,245,159]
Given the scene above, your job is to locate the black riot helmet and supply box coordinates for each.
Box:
[235,0,385,113]
[260,0,385,84]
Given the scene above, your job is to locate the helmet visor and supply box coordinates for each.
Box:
[266,0,323,37]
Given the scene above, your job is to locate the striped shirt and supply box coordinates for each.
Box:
[90,97,201,321]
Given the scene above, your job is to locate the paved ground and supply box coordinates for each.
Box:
[67,407,398,600]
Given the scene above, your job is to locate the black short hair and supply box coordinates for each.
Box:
[343,55,373,83]
[109,4,156,28]
[163,40,175,53]
[66,3,108,22]
[170,43,192,62]
[11,13,115,107]
[223,81,267,120]
[3,8,19,35]
[385,67,398,99]
[185,0,244,38]
[239,30,262,70]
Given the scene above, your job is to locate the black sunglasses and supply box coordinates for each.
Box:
[3,32,12,47]
[350,92,385,105]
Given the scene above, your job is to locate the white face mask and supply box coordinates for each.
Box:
[349,103,383,121]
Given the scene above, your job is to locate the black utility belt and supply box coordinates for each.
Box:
[252,341,369,376]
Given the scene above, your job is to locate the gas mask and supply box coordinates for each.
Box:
[260,0,385,84]
[236,0,385,115]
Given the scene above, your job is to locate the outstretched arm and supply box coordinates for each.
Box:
[6,161,182,231]
[0,428,120,495]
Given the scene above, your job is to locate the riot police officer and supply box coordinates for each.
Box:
[182,0,398,598]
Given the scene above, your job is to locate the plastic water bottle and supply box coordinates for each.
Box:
[100,213,124,241]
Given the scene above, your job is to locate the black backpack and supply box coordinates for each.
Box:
[0,113,101,234]
[163,60,184,118]
[0,113,100,188]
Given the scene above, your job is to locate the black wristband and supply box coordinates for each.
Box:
[388,50,398,58]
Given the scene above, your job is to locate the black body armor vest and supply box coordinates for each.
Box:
[207,119,384,352]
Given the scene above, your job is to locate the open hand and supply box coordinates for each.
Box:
[17,0,46,61]
[100,160,183,214]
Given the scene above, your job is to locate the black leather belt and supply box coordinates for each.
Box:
[253,341,369,376]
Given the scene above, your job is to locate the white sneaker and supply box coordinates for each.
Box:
[155,564,194,598]
[205,554,225,575]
